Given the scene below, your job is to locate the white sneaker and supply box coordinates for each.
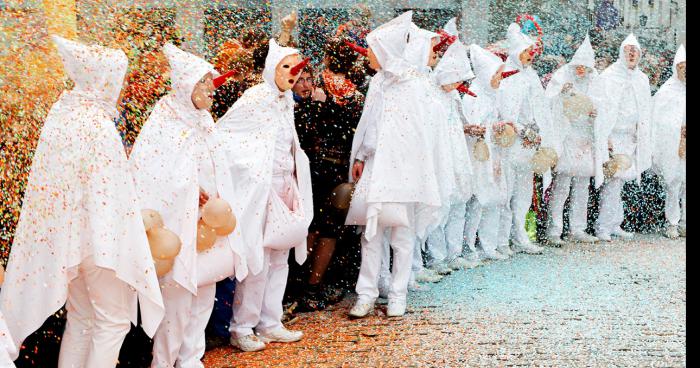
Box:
[496,245,514,257]
[258,328,303,343]
[348,300,374,318]
[386,299,407,317]
[429,262,452,275]
[546,235,566,247]
[230,334,266,352]
[414,269,442,283]
[611,227,634,240]
[595,232,612,242]
[664,225,679,239]
[448,257,480,270]
[482,250,508,261]
[570,232,598,243]
[512,242,544,254]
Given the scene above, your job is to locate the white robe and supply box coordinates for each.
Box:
[0,37,164,356]
[217,44,312,274]
[590,34,652,188]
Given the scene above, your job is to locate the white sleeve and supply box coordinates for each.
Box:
[355,119,377,161]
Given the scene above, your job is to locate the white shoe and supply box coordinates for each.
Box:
[429,262,452,275]
[546,235,566,247]
[595,232,612,242]
[482,250,508,261]
[386,299,407,317]
[570,232,598,243]
[408,280,430,292]
[230,334,266,352]
[496,245,514,257]
[664,225,679,239]
[348,300,374,318]
[448,257,480,270]
[512,242,544,254]
[611,227,634,240]
[258,328,303,343]
[415,269,442,283]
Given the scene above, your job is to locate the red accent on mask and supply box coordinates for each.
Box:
[213,70,237,89]
[433,30,457,53]
[457,83,477,97]
[290,57,311,76]
[501,70,520,79]
[344,40,369,57]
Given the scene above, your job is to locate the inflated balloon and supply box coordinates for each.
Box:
[201,198,234,228]
[679,135,686,159]
[331,182,355,210]
[215,213,237,236]
[531,147,558,174]
[147,227,182,260]
[473,137,490,162]
[603,154,632,178]
[613,153,632,171]
[141,209,164,232]
[197,219,218,252]
[563,92,595,122]
[154,258,174,277]
[494,124,516,148]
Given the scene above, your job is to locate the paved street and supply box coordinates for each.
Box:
[203,235,686,367]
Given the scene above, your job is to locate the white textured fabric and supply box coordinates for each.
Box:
[547,174,591,237]
[506,22,535,62]
[427,202,467,265]
[0,36,164,356]
[464,197,502,253]
[433,40,474,87]
[217,39,312,273]
[443,17,458,36]
[365,11,413,77]
[596,178,625,236]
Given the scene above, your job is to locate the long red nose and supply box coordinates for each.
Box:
[433,31,457,53]
[457,83,477,97]
[344,40,368,57]
[290,57,311,76]
[501,70,520,79]
[213,70,237,89]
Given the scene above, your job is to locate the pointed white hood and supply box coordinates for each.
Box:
[366,11,412,75]
[433,40,474,86]
[443,17,458,36]
[506,22,535,65]
[619,33,641,59]
[672,44,686,80]
[404,23,440,73]
[262,38,300,92]
[52,35,127,109]
[469,44,504,95]
[569,34,596,69]
[163,43,219,110]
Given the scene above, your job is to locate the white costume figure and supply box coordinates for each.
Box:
[462,44,511,261]
[652,45,686,239]
[544,35,600,245]
[346,11,442,318]
[129,43,246,367]
[591,33,652,241]
[497,23,557,254]
[0,310,16,367]
[0,36,164,367]
[426,38,476,272]
[218,39,312,352]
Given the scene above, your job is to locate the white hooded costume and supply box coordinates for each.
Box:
[497,23,557,250]
[590,33,652,238]
[129,43,245,367]
[0,36,164,367]
[426,37,475,268]
[217,39,313,338]
[652,45,686,230]
[462,44,510,257]
[346,11,442,305]
[544,35,599,239]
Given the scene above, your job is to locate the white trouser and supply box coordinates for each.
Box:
[547,174,591,237]
[58,256,132,368]
[151,280,216,368]
[664,178,686,227]
[0,310,16,368]
[230,174,293,338]
[596,177,626,236]
[464,197,501,253]
[427,202,466,266]
[505,166,534,246]
[356,220,415,303]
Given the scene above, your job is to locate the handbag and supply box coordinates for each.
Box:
[262,180,309,250]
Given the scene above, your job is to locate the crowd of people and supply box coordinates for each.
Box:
[0,7,685,368]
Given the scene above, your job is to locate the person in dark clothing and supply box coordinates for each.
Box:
[289,38,364,312]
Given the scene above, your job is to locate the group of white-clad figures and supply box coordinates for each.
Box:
[0,9,685,368]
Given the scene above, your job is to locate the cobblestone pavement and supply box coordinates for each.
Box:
[203,234,686,367]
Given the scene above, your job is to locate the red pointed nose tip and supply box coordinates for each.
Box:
[344,40,369,57]
[290,57,311,76]
[213,70,237,89]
